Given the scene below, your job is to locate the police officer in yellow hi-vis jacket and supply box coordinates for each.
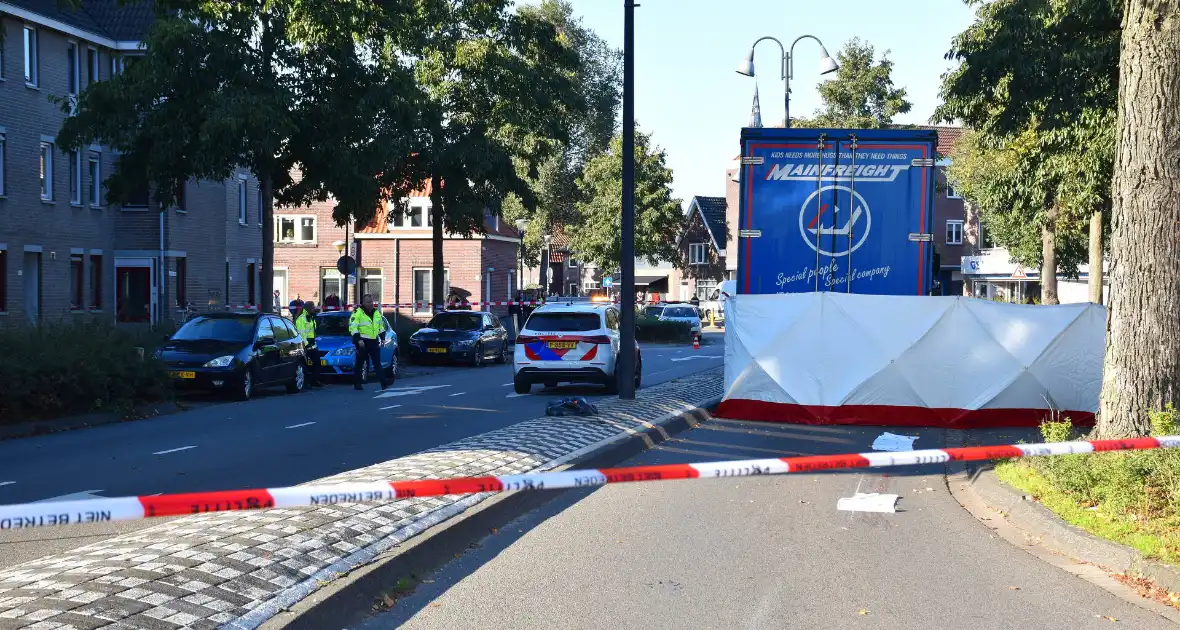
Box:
[295,301,324,388]
[349,294,392,391]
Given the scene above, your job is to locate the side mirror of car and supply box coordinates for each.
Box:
[255,336,276,348]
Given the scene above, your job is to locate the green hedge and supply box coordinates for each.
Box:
[635,315,692,343]
[0,321,173,424]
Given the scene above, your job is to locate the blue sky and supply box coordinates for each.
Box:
[567,0,976,204]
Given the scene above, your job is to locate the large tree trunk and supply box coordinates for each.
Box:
[1040,212,1059,305]
[1096,0,1180,438]
[1089,209,1104,304]
[430,174,445,313]
[260,173,274,313]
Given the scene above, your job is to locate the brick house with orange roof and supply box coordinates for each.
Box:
[272,180,522,322]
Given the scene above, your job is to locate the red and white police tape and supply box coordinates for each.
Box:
[7,435,1175,530]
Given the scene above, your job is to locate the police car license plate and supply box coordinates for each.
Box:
[547,341,577,350]
[320,360,328,366]
[427,347,447,354]
[171,371,196,379]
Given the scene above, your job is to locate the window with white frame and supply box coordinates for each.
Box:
[110,54,125,76]
[695,278,718,300]
[402,204,431,228]
[360,268,383,306]
[39,141,53,200]
[0,131,6,196]
[67,42,79,95]
[412,268,449,314]
[583,277,600,290]
[69,151,82,204]
[568,257,579,268]
[945,176,961,199]
[688,242,707,265]
[87,153,101,207]
[946,220,964,245]
[23,26,38,85]
[321,268,344,305]
[87,47,99,85]
[275,215,316,244]
[237,176,247,224]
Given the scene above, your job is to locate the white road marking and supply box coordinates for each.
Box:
[153,445,197,455]
[502,383,513,387]
[506,393,529,398]
[374,385,451,399]
[0,481,15,487]
[380,404,402,410]
[35,490,104,503]
[449,392,466,397]
[670,355,723,362]
[285,422,316,429]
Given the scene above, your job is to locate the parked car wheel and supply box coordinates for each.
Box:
[286,363,305,393]
[471,343,484,368]
[385,355,398,379]
[513,374,531,394]
[237,367,256,401]
[495,343,508,364]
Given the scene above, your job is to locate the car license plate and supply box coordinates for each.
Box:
[427,347,448,354]
[320,360,328,366]
[547,341,577,350]
[171,371,196,379]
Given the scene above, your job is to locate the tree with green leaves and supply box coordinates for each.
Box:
[499,0,622,272]
[56,0,425,313]
[1098,0,1180,438]
[936,0,1119,305]
[570,129,682,272]
[794,37,912,128]
[410,0,585,311]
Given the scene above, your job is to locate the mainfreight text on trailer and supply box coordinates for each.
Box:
[736,127,938,295]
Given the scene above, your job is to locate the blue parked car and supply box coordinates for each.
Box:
[313,311,398,382]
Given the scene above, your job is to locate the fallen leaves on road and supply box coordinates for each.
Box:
[430,602,442,608]
[1112,573,1180,611]
[857,609,870,616]
[382,594,396,608]
[1094,615,1117,622]
[1008,586,1021,591]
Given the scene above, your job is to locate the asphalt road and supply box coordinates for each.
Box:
[0,333,723,569]
[359,420,1177,630]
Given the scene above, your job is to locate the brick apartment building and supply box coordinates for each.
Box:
[273,180,523,322]
[0,1,264,327]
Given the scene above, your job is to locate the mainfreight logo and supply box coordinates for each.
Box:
[799,185,871,257]
[765,163,909,182]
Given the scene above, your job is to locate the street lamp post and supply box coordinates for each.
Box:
[540,233,552,298]
[618,0,637,399]
[514,219,529,293]
[736,35,839,128]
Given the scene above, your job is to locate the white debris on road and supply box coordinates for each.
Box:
[871,432,919,452]
[837,492,900,513]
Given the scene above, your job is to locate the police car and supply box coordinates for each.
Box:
[513,302,642,395]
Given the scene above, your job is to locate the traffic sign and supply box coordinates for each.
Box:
[603,276,614,288]
[336,255,357,275]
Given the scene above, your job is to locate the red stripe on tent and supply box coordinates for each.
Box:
[139,489,274,517]
[782,453,872,472]
[390,476,505,499]
[1089,437,1162,452]
[599,464,699,483]
[715,399,1097,429]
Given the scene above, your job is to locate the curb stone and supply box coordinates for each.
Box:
[0,368,723,630]
[945,430,1180,596]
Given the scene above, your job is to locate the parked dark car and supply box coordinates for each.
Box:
[407,311,509,366]
[156,312,307,400]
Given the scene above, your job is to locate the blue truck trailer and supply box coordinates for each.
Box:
[736,127,938,295]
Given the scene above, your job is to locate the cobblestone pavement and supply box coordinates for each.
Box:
[0,369,722,630]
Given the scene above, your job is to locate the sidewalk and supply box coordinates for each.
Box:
[0,368,722,629]
[360,420,1176,630]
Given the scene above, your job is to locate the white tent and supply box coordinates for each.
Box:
[719,293,1105,428]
